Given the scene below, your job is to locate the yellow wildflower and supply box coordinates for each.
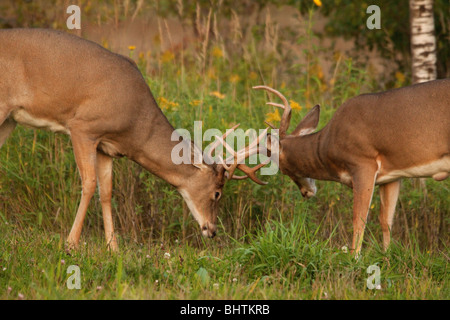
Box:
[128,45,136,51]
[158,97,179,110]
[395,71,405,82]
[189,100,202,107]
[161,50,175,63]
[212,46,224,58]
[265,109,281,123]
[313,0,322,7]
[207,67,217,80]
[329,200,335,208]
[229,74,241,84]
[102,39,109,49]
[249,71,258,80]
[317,65,324,80]
[395,71,405,87]
[290,100,302,110]
[210,91,225,99]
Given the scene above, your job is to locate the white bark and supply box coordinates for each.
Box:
[409,0,437,84]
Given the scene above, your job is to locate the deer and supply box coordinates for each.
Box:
[0,28,268,251]
[253,80,450,255]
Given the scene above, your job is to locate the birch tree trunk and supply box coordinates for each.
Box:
[409,0,437,83]
[409,0,437,196]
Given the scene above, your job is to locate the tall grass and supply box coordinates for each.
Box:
[1,212,447,299]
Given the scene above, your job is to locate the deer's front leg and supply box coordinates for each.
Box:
[67,133,98,250]
[351,167,378,256]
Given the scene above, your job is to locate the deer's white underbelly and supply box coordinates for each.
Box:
[376,157,450,184]
[11,109,69,134]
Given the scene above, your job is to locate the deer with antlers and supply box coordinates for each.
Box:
[254,81,449,255]
[0,29,268,251]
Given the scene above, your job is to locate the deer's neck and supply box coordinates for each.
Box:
[127,101,198,189]
[280,131,337,182]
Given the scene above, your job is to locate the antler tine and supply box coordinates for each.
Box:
[226,173,248,180]
[253,85,289,106]
[215,127,270,185]
[223,127,268,164]
[235,127,269,164]
[213,135,239,177]
[235,160,270,185]
[264,121,276,129]
[253,85,292,138]
[214,135,237,159]
[206,123,240,162]
[266,102,286,109]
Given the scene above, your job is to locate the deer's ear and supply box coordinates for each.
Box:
[265,133,273,154]
[290,104,320,137]
[265,133,281,156]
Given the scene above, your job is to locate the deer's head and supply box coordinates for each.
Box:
[176,126,269,238]
[253,86,320,199]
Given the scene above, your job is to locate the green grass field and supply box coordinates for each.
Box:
[0,213,448,299]
[0,1,449,300]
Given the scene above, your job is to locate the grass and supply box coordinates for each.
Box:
[0,216,447,300]
[0,1,449,300]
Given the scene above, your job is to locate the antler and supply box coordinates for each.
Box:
[208,126,270,185]
[253,85,292,138]
[205,124,240,163]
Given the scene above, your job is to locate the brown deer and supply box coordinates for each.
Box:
[253,81,449,255]
[0,28,267,251]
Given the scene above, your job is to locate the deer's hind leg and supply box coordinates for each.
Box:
[379,180,401,251]
[96,151,118,251]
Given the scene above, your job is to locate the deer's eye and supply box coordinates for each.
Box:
[214,191,221,200]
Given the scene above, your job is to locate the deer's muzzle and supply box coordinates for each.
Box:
[201,223,217,238]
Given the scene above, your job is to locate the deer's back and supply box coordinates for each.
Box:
[0,29,154,132]
[323,79,450,169]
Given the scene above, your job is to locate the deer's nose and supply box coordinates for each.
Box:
[201,224,217,238]
[301,188,316,199]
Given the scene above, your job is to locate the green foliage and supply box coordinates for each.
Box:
[321,0,450,81]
